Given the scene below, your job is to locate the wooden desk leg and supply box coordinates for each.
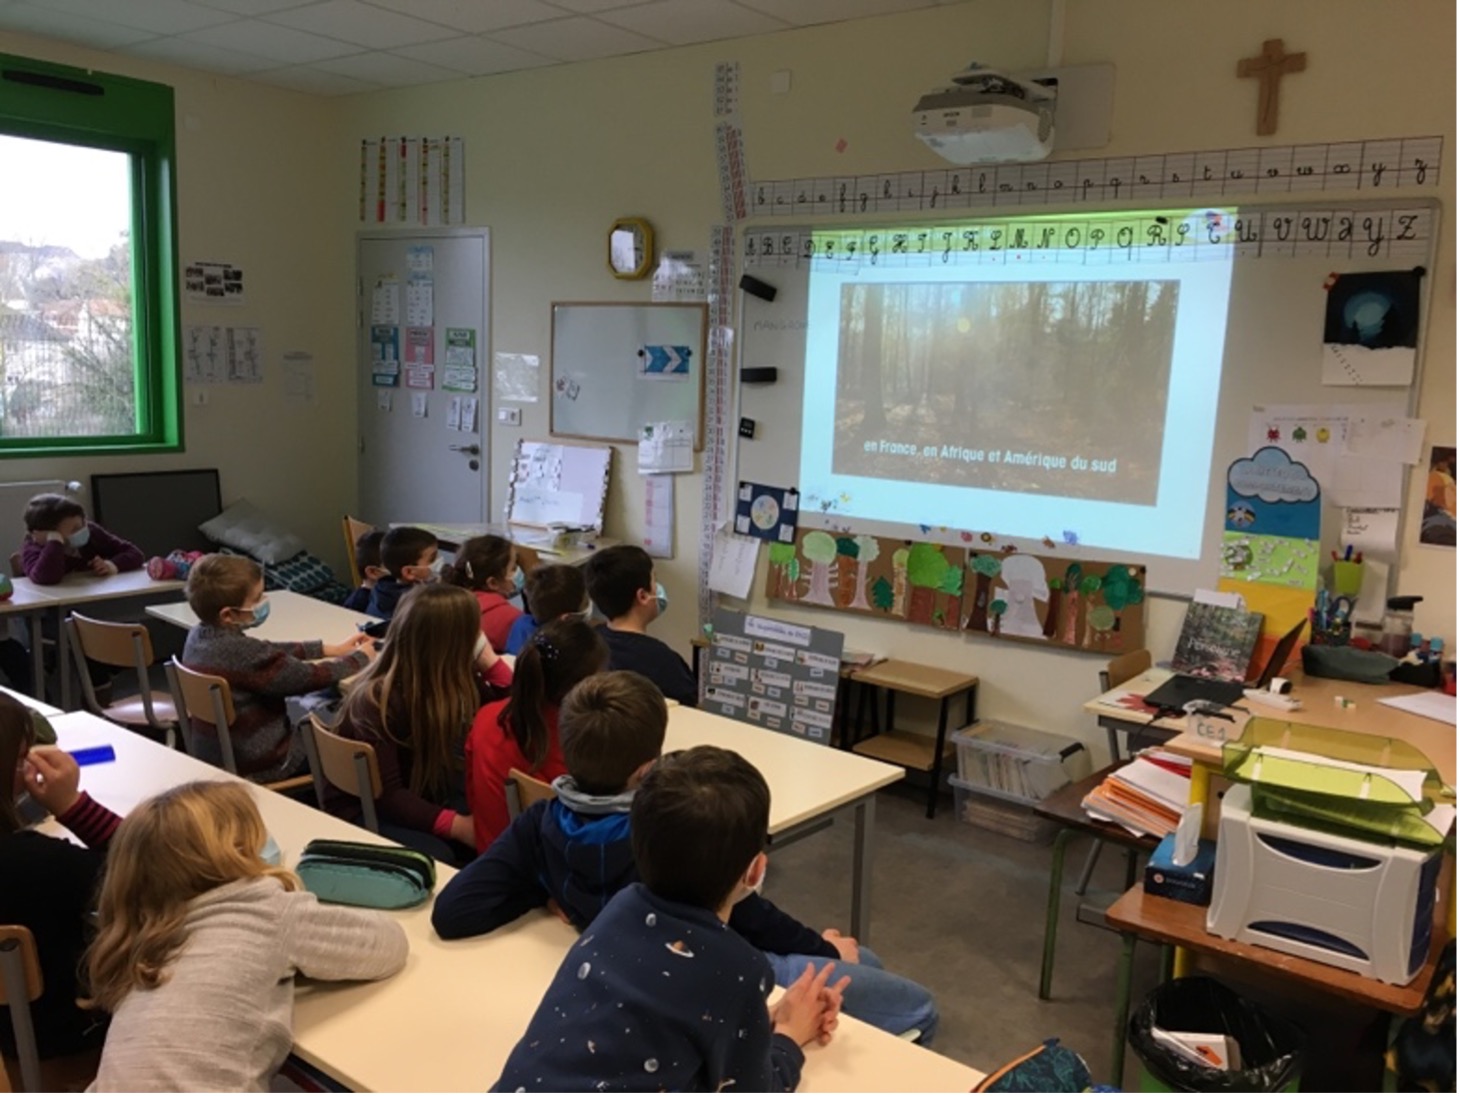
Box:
[1112,932,1136,1087]
[927,696,950,820]
[1039,827,1075,999]
[850,795,875,943]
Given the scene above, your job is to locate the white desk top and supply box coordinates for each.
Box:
[1,684,61,718]
[667,706,905,835]
[50,712,980,1093]
[147,589,372,646]
[13,570,184,608]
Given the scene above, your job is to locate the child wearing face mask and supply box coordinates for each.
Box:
[180,555,372,783]
[447,535,523,654]
[504,563,589,656]
[20,493,143,585]
[583,545,698,707]
[366,526,444,622]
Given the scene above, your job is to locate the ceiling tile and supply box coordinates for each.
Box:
[598,0,789,46]
[548,0,653,12]
[0,3,158,49]
[251,63,382,94]
[183,18,364,63]
[32,0,238,35]
[192,0,320,13]
[736,0,934,26]
[366,0,565,34]
[490,16,666,62]
[126,35,278,74]
[266,0,455,49]
[394,35,555,77]
[311,49,462,86]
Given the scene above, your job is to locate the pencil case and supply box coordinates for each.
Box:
[296,838,436,909]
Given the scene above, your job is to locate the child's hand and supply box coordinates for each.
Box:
[21,745,82,817]
[770,962,839,1048]
[88,557,118,576]
[816,972,851,1045]
[448,812,475,846]
[546,897,574,924]
[821,928,860,964]
[324,633,374,658]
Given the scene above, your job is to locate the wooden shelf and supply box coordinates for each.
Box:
[849,658,978,699]
[852,729,956,772]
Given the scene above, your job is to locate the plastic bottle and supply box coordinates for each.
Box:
[1379,595,1423,657]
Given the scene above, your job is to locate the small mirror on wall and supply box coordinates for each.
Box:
[608,217,653,279]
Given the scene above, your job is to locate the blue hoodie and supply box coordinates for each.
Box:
[432,776,838,961]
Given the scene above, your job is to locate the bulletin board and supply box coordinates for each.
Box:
[734,198,1441,597]
[550,302,707,447]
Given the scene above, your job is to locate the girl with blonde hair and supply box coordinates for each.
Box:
[86,781,406,1092]
[335,583,512,859]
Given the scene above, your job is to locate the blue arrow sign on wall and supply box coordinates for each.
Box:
[639,344,693,375]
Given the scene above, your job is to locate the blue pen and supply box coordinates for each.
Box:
[67,745,116,767]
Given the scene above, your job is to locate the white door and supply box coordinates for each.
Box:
[356,229,488,527]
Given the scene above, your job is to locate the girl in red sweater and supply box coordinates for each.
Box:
[465,617,606,851]
[447,535,523,654]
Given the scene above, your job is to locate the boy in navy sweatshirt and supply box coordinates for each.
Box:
[435,672,938,1043]
[492,743,846,1093]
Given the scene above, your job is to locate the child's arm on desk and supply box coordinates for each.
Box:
[432,803,553,939]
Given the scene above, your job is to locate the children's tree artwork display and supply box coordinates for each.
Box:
[964,550,1146,654]
[766,529,966,631]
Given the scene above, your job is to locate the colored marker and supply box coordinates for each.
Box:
[67,745,116,767]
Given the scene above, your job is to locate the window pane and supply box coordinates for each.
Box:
[0,134,136,438]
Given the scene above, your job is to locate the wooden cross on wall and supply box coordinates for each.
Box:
[1237,38,1306,136]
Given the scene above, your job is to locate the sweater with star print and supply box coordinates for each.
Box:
[492,883,803,1093]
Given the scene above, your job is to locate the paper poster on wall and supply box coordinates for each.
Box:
[404,327,434,388]
[1321,270,1421,387]
[1343,508,1400,559]
[735,482,799,543]
[652,251,706,302]
[709,525,760,599]
[370,278,400,325]
[376,389,392,412]
[460,396,478,433]
[1224,447,1321,540]
[281,350,315,405]
[638,421,695,473]
[370,325,400,387]
[637,344,694,380]
[411,392,427,418]
[1220,533,1321,589]
[1344,414,1426,464]
[183,325,224,384]
[183,260,245,305]
[442,327,478,391]
[406,277,433,328]
[407,245,433,275]
[643,473,673,559]
[1420,446,1456,547]
[493,352,540,402]
[966,550,1146,653]
[446,395,461,430]
[225,326,263,383]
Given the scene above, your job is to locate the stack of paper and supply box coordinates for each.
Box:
[1082,752,1193,838]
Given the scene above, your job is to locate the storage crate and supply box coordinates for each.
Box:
[952,722,1091,804]
[950,776,1060,844]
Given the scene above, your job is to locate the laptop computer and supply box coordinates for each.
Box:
[1144,617,1307,713]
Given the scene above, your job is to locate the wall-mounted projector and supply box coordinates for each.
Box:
[912,64,1055,164]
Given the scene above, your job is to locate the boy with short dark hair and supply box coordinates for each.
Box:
[434,672,938,1043]
[19,493,143,585]
[583,545,696,706]
[503,563,587,656]
[366,526,442,621]
[182,554,372,781]
[491,743,846,1093]
[343,529,387,613]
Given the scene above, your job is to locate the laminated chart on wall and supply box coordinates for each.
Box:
[442,328,477,392]
[1321,270,1422,386]
[746,135,1442,219]
[404,327,434,389]
[703,609,844,744]
[369,325,400,387]
[1221,447,1322,590]
[734,482,798,543]
[183,260,245,305]
[638,421,695,473]
[505,440,612,532]
[359,137,464,225]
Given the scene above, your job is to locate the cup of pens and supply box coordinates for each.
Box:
[1331,547,1364,598]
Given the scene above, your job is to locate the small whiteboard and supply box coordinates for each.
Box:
[550,302,706,447]
[506,439,612,532]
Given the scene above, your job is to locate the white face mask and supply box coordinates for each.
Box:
[425,555,447,582]
[473,632,487,660]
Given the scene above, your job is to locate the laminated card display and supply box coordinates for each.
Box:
[704,609,844,745]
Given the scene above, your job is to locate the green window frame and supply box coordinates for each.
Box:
[0,52,181,455]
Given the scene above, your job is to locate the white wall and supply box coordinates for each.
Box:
[339,0,1455,758]
[0,30,354,569]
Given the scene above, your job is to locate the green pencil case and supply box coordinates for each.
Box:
[296,838,436,909]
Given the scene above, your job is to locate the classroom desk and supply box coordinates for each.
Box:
[1,682,62,718]
[12,571,185,710]
[49,711,981,1093]
[147,588,372,646]
[668,706,904,942]
[0,579,64,707]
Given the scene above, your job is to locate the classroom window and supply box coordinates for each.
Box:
[0,53,181,455]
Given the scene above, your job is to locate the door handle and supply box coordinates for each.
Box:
[449,444,481,456]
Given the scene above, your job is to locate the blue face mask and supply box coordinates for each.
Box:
[68,525,91,549]
[241,600,270,629]
[655,582,668,615]
[511,568,525,595]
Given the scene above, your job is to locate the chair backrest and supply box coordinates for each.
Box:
[8,551,21,578]
[343,515,374,588]
[303,714,384,833]
[506,767,557,820]
[165,659,238,774]
[0,924,43,1092]
[68,613,163,726]
[1103,648,1153,692]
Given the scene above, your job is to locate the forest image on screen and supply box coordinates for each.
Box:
[831,280,1179,506]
